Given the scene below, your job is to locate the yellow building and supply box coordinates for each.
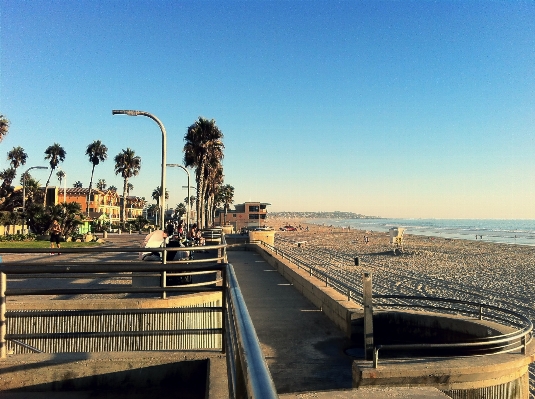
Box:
[215,202,270,231]
[54,188,145,224]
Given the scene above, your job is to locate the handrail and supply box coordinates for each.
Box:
[0,239,278,399]
[225,264,278,399]
[258,239,533,369]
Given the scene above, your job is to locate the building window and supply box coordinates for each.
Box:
[233,214,236,218]
[249,205,259,212]
[250,214,259,220]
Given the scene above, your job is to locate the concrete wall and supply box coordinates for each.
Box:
[0,351,228,398]
[248,243,362,338]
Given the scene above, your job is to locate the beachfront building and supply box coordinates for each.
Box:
[51,187,145,224]
[214,201,270,231]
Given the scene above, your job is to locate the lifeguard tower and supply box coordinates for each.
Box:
[389,227,405,255]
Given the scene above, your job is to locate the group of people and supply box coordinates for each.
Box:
[166,220,205,246]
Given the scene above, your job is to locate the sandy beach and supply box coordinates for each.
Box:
[267,217,535,314]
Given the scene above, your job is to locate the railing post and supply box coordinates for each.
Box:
[222,265,227,354]
[521,334,526,355]
[0,271,6,359]
[363,272,374,360]
[373,346,379,368]
[479,304,483,320]
[161,247,167,299]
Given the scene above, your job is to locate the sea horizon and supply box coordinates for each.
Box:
[303,218,535,246]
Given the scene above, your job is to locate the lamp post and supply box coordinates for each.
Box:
[112,110,167,231]
[166,164,191,229]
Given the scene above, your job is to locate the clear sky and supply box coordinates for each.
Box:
[1,1,534,219]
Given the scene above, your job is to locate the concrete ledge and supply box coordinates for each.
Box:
[353,339,535,398]
[249,243,362,338]
[0,351,228,398]
[279,386,450,398]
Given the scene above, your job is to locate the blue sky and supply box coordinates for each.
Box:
[1,1,534,219]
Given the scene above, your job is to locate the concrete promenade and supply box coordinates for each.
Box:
[1,234,448,398]
[227,247,449,398]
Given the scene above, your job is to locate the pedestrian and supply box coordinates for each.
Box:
[49,219,62,255]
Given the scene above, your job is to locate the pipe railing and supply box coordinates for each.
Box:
[258,239,533,368]
[0,241,278,399]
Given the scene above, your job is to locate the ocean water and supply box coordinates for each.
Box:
[307,218,535,246]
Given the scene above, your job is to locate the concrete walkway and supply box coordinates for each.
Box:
[227,247,449,398]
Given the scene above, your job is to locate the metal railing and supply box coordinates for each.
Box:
[259,239,533,368]
[0,238,278,399]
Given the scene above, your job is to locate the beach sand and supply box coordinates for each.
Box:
[267,217,535,311]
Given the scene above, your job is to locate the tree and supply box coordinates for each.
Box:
[56,170,65,186]
[108,185,117,192]
[151,186,169,206]
[114,148,141,227]
[73,181,83,188]
[219,184,234,225]
[44,143,66,203]
[127,182,133,195]
[0,115,9,144]
[7,146,27,170]
[183,117,224,228]
[175,203,186,219]
[96,179,107,191]
[86,140,108,215]
[0,168,16,198]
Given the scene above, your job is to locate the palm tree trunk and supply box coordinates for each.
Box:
[121,178,128,228]
[88,164,96,215]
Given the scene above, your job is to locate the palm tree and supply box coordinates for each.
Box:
[0,115,9,144]
[0,168,16,198]
[44,143,66,194]
[183,117,224,227]
[7,146,27,170]
[108,185,117,192]
[127,182,134,195]
[219,184,234,225]
[96,179,107,191]
[56,170,65,186]
[86,140,108,215]
[151,186,169,206]
[73,181,83,188]
[114,148,141,227]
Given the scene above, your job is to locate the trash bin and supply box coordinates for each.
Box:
[354,257,360,266]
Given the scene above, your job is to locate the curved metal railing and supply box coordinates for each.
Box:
[259,239,533,368]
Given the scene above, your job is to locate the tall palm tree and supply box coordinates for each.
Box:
[96,179,107,191]
[114,148,141,227]
[0,115,9,144]
[44,143,66,190]
[56,170,65,187]
[7,146,27,171]
[73,181,83,188]
[183,117,224,227]
[127,182,134,195]
[108,185,117,192]
[219,184,234,225]
[151,186,169,206]
[86,140,108,215]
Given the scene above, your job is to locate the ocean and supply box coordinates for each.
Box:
[306,218,535,246]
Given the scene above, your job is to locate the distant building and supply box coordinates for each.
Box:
[49,187,145,224]
[215,202,270,231]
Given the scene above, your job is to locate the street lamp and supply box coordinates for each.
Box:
[22,166,48,211]
[166,164,190,229]
[112,110,167,231]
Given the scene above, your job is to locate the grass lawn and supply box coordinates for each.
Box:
[0,241,102,248]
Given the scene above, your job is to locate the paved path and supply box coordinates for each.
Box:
[227,248,355,394]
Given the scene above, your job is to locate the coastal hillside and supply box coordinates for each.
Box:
[268,211,380,219]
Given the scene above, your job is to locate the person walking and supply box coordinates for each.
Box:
[49,219,62,255]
